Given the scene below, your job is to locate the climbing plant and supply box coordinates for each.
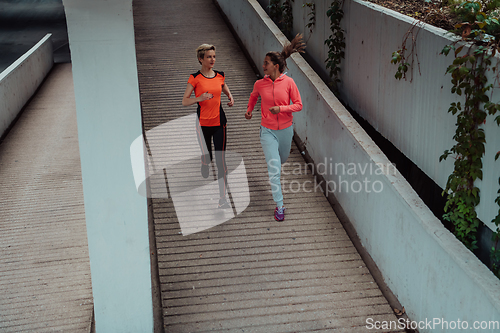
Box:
[489,100,500,277]
[439,44,492,250]
[440,1,500,273]
[390,0,500,277]
[325,0,345,92]
[492,203,500,276]
[281,0,295,35]
[268,0,294,36]
[390,21,424,81]
[268,0,282,23]
[303,2,316,34]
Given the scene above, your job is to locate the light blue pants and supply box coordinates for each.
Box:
[260,125,294,207]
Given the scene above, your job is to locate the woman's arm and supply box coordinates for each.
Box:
[222,83,234,107]
[245,83,260,119]
[182,83,213,106]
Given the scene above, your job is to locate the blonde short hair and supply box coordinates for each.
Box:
[196,44,216,64]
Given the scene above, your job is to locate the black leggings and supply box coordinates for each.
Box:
[196,123,228,198]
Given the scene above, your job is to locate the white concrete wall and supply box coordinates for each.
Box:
[216,1,500,331]
[0,34,53,138]
[341,0,500,232]
[284,0,500,231]
[62,0,153,332]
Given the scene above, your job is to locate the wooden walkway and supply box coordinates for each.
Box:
[133,0,404,332]
[0,64,93,332]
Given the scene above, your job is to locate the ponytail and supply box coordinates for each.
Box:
[266,34,305,73]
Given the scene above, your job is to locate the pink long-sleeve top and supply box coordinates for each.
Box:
[246,74,302,130]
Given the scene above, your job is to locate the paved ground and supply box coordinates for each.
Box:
[133,0,405,331]
[0,63,93,332]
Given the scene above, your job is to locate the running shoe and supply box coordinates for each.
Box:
[201,163,209,178]
[274,206,285,221]
[218,197,230,209]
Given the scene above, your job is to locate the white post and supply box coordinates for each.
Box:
[62,0,153,331]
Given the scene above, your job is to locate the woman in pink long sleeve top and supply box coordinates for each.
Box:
[245,34,305,221]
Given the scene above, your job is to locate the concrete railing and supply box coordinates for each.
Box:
[215,1,500,332]
[0,34,53,138]
[261,0,500,232]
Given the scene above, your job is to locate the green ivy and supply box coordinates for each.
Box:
[490,122,500,277]
[440,44,495,250]
[391,0,500,278]
[451,1,500,41]
[325,0,345,92]
[281,0,294,35]
[492,210,500,277]
[390,22,423,81]
[391,49,410,80]
[303,2,316,34]
[268,0,294,36]
[441,1,500,276]
[268,0,282,24]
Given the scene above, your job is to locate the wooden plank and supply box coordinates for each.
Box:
[132,0,402,331]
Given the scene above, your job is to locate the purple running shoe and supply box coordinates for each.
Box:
[274,206,285,221]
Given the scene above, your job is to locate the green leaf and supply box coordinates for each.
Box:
[459,66,470,75]
[476,12,487,21]
[480,94,489,103]
[442,45,452,56]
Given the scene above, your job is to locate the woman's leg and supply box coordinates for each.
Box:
[196,124,213,164]
[212,124,228,201]
[276,124,294,165]
[260,126,284,208]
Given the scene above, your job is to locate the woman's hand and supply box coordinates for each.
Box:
[245,110,252,119]
[269,106,280,114]
[198,92,213,102]
[227,95,234,107]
